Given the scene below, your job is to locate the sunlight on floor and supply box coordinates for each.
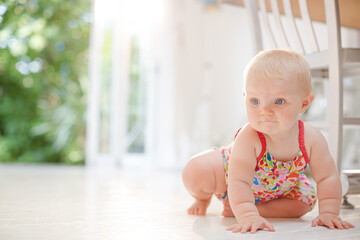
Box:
[0,164,359,239]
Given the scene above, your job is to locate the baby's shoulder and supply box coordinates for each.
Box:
[303,121,335,164]
[233,124,261,147]
[303,121,327,146]
[232,124,262,159]
[235,123,258,139]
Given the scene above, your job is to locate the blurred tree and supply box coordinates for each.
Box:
[0,0,91,164]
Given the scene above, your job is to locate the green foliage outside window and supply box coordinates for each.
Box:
[0,0,91,164]
[127,36,146,153]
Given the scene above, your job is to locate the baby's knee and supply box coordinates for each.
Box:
[182,156,205,183]
[292,201,312,217]
[182,155,215,189]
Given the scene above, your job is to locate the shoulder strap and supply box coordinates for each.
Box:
[234,128,241,140]
[298,119,310,164]
[234,128,266,162]
[256,131,266,162]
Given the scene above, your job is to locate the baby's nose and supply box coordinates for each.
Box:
[260,105,274,116]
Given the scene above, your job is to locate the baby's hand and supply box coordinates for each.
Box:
[312,213,355,230]
[226,215,275,234]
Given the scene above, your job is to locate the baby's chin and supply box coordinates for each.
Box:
[251,122,282,135]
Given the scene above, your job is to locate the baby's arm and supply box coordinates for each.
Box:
[308,126,354,229]
[226,126,275,233]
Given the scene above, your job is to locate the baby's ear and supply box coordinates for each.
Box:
[301,93,314,113]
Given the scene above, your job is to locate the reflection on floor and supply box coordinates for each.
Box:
[0,164,359,240]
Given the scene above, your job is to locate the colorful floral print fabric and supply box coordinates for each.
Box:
[252,149,316,208]
[216,120,317,209]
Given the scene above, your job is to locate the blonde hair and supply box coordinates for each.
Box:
[244,49,312,95]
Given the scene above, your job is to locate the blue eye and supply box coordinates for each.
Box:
[275,99,286,105]
[251,99,259,105]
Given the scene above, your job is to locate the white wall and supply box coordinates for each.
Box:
[156,0,360,169]
[151,1,254,168]
[89,0,360,169]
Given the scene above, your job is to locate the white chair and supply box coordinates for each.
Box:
[243,0,360,173]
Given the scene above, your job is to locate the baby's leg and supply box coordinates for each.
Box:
[257,198,311,218]
[182,149,227,215]
[257,174,315,217]
[222,197,235,217]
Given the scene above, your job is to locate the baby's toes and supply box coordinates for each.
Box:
[198,208,206,215]
[187,207,195,215]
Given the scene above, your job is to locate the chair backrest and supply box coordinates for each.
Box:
[243,0,348,171]
[243,0,340,56]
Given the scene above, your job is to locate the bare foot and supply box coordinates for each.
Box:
[187,199,211,215]
[222,198,234,217]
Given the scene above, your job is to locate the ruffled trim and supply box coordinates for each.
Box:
[256,119,310,165]
[256,131,267,162]
[298,119,310,165]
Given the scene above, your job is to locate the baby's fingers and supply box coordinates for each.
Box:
[227,224,245,233]
[241,224,251,233]
[337,220,355,229]
[343,221,355,229]
[311,218,320,227]
[325,220,335,229]
[250,221,275,233]
[328,218,355,230]
[264,221,275,232]
[226,223,256,234]
[226,224,237,232]
[250,223,261,234]
[332,219,344,230]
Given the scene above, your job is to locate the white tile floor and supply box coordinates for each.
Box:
[0,164,359,240]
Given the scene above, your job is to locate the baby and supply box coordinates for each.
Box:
[182,49,354,233]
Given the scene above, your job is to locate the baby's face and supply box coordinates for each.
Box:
[244,76,307,134]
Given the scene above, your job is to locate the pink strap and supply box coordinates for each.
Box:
[234,128,266,162]
[298,119,310,164]
[255,120,309,164]
[234,128,241,140]
[256,131,267,162]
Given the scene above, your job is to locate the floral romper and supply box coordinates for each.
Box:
[216,120,317,210]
